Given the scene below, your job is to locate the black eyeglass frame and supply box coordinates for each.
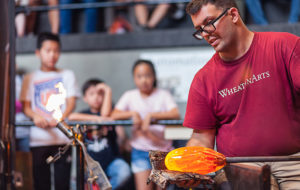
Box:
[193,8,230,40]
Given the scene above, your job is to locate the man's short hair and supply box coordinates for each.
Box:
[82,78,104,96]
[37,32,61,49]
[186,0,238,15]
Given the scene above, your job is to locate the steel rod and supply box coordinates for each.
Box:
[14,119,184,127]
[76,144,84,190]
[226,155,300,163]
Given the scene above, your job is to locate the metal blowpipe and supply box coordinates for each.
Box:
[226,155,300,163]
[165,147,300,175]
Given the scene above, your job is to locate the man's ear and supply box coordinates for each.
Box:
[229,7,240,23]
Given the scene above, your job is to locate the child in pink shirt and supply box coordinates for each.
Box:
[111,59,180,190]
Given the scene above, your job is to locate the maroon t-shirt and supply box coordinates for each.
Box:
[183,32,300,157]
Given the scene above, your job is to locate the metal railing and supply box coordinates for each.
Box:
[15,119,184,127]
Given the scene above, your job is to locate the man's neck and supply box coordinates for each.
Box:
[219,28,254,62]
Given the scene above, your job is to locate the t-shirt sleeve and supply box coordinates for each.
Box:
[183,76,217,130]
[289,39,300,92]
[115,92,130,111]
[64,70,80,98]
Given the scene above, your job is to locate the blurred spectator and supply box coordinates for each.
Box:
[20,32,79,190]
[134,0,171,29]
[245,0,268,25]
[60,0,100,33]
[60,0,134,34]
[106,0,135,34]
[48,0,59,33]
[111,60,180,190]
[26,0,59,34]
[289,0,300,23]
[245,0,300,25]
[68,79,131,189]
[15,0,28,37]
[109,15,133,34]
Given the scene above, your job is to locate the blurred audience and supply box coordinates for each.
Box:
[17,0,59,36]
[68,78,132,189]
[20,32,79,190]
[111,59,180,190]
[60,0,101,33]
[48,0,60,33]
[16,0,300,36]
[15,0,28,37]
[245,0,300,25]
[134,0,171,30]
[289,0,300,23]
[109,15,133,34]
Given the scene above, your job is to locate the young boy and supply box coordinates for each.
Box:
[68,79,131,190]
[20,32,79,190]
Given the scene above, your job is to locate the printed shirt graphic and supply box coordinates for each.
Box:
[184,32,300,157]
[81,109,119,170]
[22,69,80,147]
[34,77,64,119]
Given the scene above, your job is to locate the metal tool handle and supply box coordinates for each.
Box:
[55,121,112,190]
[46,142,72,164]
[56,121,74,139]
[76,139,112,190]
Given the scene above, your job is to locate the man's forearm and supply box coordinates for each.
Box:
[186,129,216,149]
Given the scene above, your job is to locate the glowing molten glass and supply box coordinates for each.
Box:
[165,146,226,175]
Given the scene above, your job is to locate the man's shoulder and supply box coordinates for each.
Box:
[255,32,300,54]
[195,54,218,77]
[256,31,299,42]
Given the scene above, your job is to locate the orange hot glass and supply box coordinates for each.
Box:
[165,146,226,175]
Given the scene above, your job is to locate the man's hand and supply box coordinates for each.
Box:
[186,129,216,149]
[170,180,202,188]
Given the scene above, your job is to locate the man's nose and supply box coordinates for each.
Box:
[202,31,210,39]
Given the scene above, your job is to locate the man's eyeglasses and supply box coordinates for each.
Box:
[193,8,230,40]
